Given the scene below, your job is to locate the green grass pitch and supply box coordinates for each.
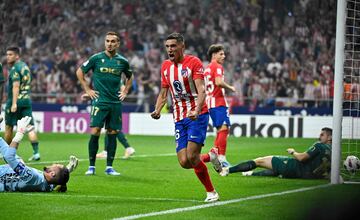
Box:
[0,133,359,219]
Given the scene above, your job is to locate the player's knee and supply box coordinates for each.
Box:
[254,157,265,166]
[178,159,191,169]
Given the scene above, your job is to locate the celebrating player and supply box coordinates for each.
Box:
[220,127,332,179]
[0,116,78,192]
[203,44,235,167]
[5,47,41,161]
[77,31,133,176]
[151,33,220,202]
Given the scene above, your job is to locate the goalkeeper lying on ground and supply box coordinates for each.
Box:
[220,127,332,179]
[0,116,79,192]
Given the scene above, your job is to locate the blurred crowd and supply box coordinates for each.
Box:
[0,0,337,108]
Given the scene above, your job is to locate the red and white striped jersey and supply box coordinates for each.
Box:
[161,55,208,122]
[204,61,228,108]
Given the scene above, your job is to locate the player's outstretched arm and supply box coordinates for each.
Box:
[151,87,168,119]
[3,116,34,169]
[287,148,310,162]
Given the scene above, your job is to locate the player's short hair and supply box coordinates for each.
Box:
[106,31,120,42]
[49,165,70,185]
[207,44,224,61]
[166,32,185,44]
[322,127,332,136]
[6,46,20,55]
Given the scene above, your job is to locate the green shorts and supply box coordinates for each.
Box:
[271,156,302,178]
[5,105,34,126]
[90,102,122,130]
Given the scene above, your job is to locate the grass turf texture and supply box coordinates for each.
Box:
[0,133,359,220]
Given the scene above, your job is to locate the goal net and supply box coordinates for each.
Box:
[335,0,360,182]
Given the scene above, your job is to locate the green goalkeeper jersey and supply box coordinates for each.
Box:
[81,51,132,104]
[7,61,32,106]
[301,142,332,179]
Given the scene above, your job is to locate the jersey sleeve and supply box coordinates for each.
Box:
[305,142,322,158]
[191,57,204,80]
[0,138,31,178]
[81,54,97,74]
[214,65,223,78]
[123,59,133,79]
[10,66,20,82]
[161,62,169,88]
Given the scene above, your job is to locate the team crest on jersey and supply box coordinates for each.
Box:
[181,69,188,77]
[101,59,105,63]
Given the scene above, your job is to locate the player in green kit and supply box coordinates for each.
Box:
[76,31,133,176]
[0,62,5,114]
[4,47,40,161]
[220,127,332,179]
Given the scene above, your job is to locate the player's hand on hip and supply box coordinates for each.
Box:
[17,116,34,134]
[81,93,91,101]
[151,111,161,120]
[187,111,199,120]
[118,91,128,101]
[86,90,99,100]
[11,103,17,113]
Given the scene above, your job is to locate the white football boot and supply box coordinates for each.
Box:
[96,150,107,158]
[209,147,222,173]
[204,191,220,202]
[122,147,135,159]
[28,153,40,161]
[220,166,229,177]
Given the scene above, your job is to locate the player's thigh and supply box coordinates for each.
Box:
[90,104,108,128]
[4,108,17,127]
[187,113,209,146]
[106,104,122,131]
[271,156,300,178]
[19,106,35,125]
[209,106,230,128]
[255,156,274,169]
[175,120,188,153]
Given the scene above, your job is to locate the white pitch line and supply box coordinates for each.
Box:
[0,193,202,203]
[26,153,176,165]
[114,184,332,220]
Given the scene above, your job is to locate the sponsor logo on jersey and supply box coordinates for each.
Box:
[14,162,26,174]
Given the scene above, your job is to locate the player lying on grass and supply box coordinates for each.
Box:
[0,116,79,192]
[220,127,332,179]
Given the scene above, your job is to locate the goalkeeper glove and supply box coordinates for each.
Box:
[12,116,34,143]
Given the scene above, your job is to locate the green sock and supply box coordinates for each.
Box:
[106,134,117,166]
[229,160,257,173]
[252,170,276,176]
[117,131,130,149]
[89,135,99,166]
[104,135,108,151]
[31,142,39,154]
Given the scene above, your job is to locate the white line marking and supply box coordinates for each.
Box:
[113,184,332,220]
[0,193,202,203]
[26,153,176,165]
